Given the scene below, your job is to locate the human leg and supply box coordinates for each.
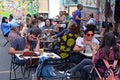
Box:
[70,52,88,64]
[80,64,93,80]
[100,22,106,36]
[67,58,92,75]
[66,58,92,79]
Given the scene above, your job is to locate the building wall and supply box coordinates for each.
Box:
[38,0,100,19]
[39,0,49,13]
[49,0,61,18]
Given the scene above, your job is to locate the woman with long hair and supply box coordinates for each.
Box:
[92,32,120,75]
[82,32,120,80]
[100,2,114,36]
[66,32,120,80]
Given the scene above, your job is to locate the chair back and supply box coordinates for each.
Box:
[91,59,120,80]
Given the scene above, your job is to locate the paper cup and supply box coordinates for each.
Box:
[39,49,44,55]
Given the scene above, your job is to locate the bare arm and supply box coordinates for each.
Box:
[73,45,84,52]
[8,47,23,55]
[34,37,40,52]
[76,16,89,21]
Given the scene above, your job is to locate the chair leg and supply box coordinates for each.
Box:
[20,66,25,80]
[3,41,9,47]
[9,60,13,80]
[27,69,30,79]
[10,60,18,80]
[13,64,18,79]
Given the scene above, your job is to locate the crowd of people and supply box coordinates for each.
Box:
[0,3,120,80]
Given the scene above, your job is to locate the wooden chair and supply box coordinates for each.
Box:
[90,59,120,80]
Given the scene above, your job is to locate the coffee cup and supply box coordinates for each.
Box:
[39,49,44,55]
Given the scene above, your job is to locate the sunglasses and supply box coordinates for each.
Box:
[86,33,94,36]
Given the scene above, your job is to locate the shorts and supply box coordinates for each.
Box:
[102,21,113,28]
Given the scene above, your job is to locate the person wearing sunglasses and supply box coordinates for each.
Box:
[66,24,100,79]
[70,24,100,64]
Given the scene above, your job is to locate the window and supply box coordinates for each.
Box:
[64,0,78,5]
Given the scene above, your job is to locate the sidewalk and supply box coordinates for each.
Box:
[0,30,11,80]
[0,30,34,80]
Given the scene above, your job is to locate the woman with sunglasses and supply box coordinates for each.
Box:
[69,24,100,64]
[66,24,100,79]
[66,32,120,80]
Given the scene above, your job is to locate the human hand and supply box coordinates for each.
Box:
[92,43,97,55]
[91,43,97,49]
[48,29,53,32]
[23,49,30,52]
[37,35,40,43]
[83,41,93,48]
[79,46,85,52]
[51,35,56,39]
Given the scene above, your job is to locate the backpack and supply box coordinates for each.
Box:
[102,59,120,80]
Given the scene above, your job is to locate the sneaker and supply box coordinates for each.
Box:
[58,71,65,74]
[65,71,71,79]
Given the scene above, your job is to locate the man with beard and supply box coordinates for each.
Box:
[8,27,42,64]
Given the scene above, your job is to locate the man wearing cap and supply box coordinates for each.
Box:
[8,22,20,44]
[73,4,83,26]
[8,27,42,64]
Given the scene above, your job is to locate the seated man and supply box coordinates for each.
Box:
[8,27,42,64]
[8,22,20,44]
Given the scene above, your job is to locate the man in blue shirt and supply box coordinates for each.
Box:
[8,27,42,64]
[73,4,83,26]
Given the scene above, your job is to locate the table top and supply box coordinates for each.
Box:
[15,52,60,60]
[80,51,92,57]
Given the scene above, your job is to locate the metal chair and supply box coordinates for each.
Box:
[39,58,70,80]
[9,55,26,80]
[3,36,9,47]
[0,29,9,47]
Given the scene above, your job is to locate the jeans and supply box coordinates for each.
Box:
[81,63,92,80]
[70,52,89,64]
[69,58,93,80]
[15,57,26,65]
